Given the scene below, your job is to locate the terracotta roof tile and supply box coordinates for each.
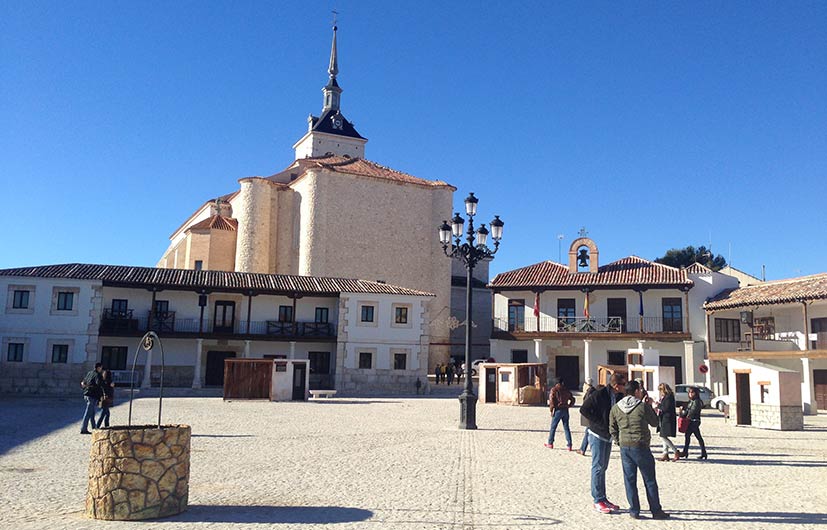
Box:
[490,256,693,290]
[704,273,827,310]
[0,264,435,297]
[187,215,238,232]
[684,262,713,274]
[272,155,455,189]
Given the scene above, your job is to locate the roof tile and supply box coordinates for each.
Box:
[704,273,827,310]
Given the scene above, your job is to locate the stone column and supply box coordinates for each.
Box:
[192,339,203,389]
[801,357,815,415]
[583,339,592,383]
[683,340,695,384]
[289,341,296,359]
[243,340,251,359]
[533,338,544,364]
[141,347,153,389]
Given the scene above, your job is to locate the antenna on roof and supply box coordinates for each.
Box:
[557,234,564,263]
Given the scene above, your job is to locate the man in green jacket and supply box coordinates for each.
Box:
[609,380,670,520]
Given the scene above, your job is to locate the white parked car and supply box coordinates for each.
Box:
[673,384,715,408]
[710,394,732,412]
[464,358,490,376]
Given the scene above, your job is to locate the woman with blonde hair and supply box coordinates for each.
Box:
[656,383,679,461]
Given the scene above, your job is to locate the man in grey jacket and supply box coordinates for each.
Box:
[609,380,670,520]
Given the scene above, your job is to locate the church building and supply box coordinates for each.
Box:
[157,25,459,377]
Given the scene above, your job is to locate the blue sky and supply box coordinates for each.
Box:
[2,1,825,280]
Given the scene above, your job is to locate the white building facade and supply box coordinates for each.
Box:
[0,264,433,396]
[488,238,738,389]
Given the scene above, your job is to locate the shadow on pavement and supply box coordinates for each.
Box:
[174,505,373,524]
[0,397,81,456]
[670,510,827,525]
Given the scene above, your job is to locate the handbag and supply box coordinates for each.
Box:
[677,416,689,433]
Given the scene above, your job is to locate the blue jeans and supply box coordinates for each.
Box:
[548,409,572,446]
[96,406,110,428]
[620,446,662,515]
[579,428,590,452]
[589,432,612,503]
[81,396,97,432]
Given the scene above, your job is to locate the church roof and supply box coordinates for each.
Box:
[271,155,455,189]
[704,273,827,310]
[187,215,238,232]
[0,263,436,297]
[309,108,365,139]
[490,256,693,290]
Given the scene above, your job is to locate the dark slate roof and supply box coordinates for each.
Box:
[309,108,365,139]
[0,264,435,297]
[704,273,827,310]
[490,256,693,290]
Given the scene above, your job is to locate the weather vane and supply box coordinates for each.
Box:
[332,10,338,28]
[578,227,589,237]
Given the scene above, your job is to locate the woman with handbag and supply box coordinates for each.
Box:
[678,386,707,460]
[96,370,115,429]
[656,383,680,461]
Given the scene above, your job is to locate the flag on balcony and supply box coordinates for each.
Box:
[534,292,540,318]
[638,291,644,316]
[584,292,590,318]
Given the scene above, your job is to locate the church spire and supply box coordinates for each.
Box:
[322,22,342,112]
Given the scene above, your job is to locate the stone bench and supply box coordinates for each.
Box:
[309,389,338,400]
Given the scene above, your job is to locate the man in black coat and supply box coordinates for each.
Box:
[580,372,626,514]
[80,363,104,434]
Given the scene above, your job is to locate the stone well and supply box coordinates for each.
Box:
[86,425,191,520]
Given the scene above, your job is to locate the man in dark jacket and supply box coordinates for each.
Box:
[609,380,670,520]
[580,372,626,514]
[80,363,104,434]
[544,377,576,449]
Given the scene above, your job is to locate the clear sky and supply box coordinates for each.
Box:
[2,1,825,280]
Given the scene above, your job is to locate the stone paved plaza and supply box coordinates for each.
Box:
[1,393,826,529]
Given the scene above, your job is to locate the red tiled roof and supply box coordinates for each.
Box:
[169,191,239,238]
[187,215,238,232]
[490,256,693,290]
[704,273,827,310]
[684,262,712,274]
[271,155,456,189]
[0,264,435,297]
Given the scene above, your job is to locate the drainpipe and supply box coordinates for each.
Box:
[802,301,810,351]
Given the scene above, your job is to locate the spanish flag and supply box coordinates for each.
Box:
[584,292,590,318]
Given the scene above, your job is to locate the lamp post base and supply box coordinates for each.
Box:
[458,390,478,430]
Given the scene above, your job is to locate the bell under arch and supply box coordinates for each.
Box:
[568,237,599,273]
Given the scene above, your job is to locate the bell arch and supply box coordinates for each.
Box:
[568,237,599,273]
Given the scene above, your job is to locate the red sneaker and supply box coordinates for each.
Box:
[605,500,620,511]
[593,501,614,514]
[544,443,553,449]
[567,446,573,451]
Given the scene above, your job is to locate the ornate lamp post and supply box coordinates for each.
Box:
[439,192,504,429]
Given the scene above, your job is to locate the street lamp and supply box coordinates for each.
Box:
[439,192,503,429]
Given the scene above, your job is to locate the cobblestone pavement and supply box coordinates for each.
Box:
[1,395,826,529]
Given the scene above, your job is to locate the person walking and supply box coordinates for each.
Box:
[80,363,104,434]
[656,383,679,461]
[434,363,441,385]
[96,369,116,429]
[679,386,708,460]
[580,372,626,514]
[576,378,596,456]
[609,379,671,520]
[446,363,455,385]
[545,377,575,450]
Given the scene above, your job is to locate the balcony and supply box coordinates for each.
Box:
[492,315,690,340]
[99,311,336,341]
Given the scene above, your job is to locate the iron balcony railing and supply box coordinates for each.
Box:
[100,314,335,338]
[493,315,687,334]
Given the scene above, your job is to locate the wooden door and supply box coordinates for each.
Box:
[555,355,580,389]
[607,298,627,332]
[213,301,236,333]
[735,372,752,425]
[309,351,333,390]
[206,351,236,386]
[292,363,307,401]
[814,370,827,411]
[485,368,497,403]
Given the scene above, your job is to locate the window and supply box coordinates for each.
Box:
[607,351,626,366]
[101,346,128,370]
[309,351,331,374]
[812,318,827,349]
[394,306,409,325]
[51,344,69,363]
[393,353,407,370]
[7,343,24,362]
[511,350,528,363]
[12,290,30,309]
[315,307,329,323]
[661,298,683,332]
[501,372,510,382]
[359,351,373,369]
[57,291,74,311]
[627,353,643,365]
[154,300,169,315]
[360,305,375,323]
[753,316,775,340]
[111,299,128,316]
[557,298,576,329]
[194,260,203,271]
[278,305,294,323]
[714,318,741,343]
[507,300,525,332]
